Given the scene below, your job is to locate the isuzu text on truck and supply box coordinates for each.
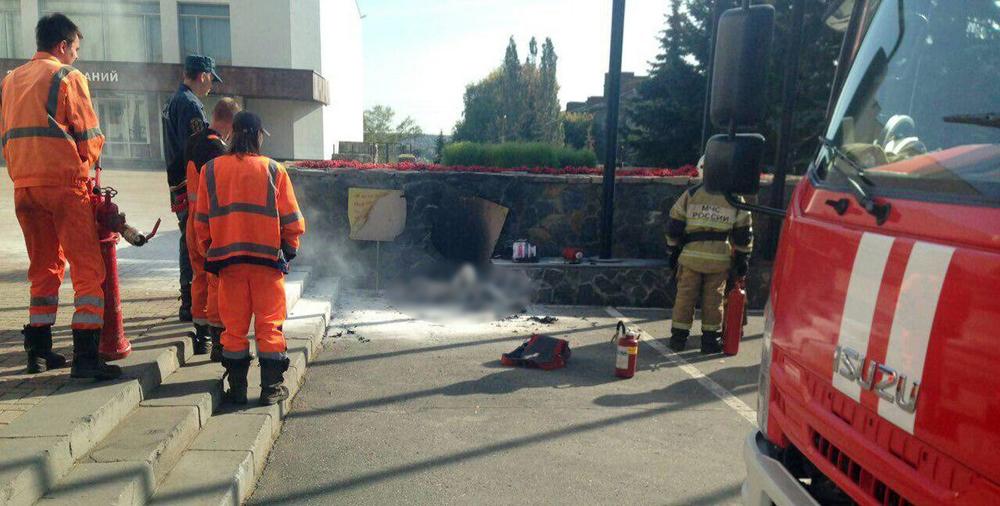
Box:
[697,1,998,504]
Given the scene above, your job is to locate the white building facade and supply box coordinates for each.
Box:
[0,0,364,165]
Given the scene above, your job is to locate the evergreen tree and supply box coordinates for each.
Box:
[626,2,706,167]
[627,0,841,171]
[500,37,523,142]
[434,130,446,163]
[453,35,571,147]
[537,38,563,145]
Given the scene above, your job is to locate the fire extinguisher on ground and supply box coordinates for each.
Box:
[613,321,640,379]
[90,162,161,361]
[722,276,747,356]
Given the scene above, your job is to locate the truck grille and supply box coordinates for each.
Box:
[812,430,913,506]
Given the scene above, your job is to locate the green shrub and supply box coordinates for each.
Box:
[442,142,597,168]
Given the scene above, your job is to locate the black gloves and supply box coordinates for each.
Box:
[668,247,682,271]
[733,252,750,277]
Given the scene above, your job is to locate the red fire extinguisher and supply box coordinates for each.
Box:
[90,163,161,361]
[613,321,639,379]
[722,276,747,356]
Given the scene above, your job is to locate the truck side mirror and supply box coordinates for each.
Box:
[710,5,775,128]
[703,133,766,195]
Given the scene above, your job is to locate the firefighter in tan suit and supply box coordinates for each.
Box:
[666,177,753,353]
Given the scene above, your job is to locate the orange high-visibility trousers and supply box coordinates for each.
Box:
[15,185,105,329]
[185,218,221,327]
[218,264,286,360]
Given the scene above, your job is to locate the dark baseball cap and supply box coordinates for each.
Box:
[184,54,222,83]
[233,111,270,136]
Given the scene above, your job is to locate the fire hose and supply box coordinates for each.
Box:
[90,163,162,361]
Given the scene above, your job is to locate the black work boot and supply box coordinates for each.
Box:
[178,284,192,322]
[221,357,251,405]
[70,329,123,380]
[700,330,723,354]
[190,324,210,355]
[22,325,67,374]
[259,357,291,406]
[668,328,689,352]
[209,326,224,363]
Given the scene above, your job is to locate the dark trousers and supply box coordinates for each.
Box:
[176,209,192,290]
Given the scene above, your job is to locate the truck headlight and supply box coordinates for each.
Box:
[757,299,774,434]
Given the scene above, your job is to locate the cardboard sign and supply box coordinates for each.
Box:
[348,188,406,241]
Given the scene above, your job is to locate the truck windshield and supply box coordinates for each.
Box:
[817,0,1000,205]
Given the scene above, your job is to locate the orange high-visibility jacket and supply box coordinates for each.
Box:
[1,52,104,187]
[194,153,305,274]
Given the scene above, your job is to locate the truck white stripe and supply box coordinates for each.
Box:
[878,241,954,434]
[833,233,895,401]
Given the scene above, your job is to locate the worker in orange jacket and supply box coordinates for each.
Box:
[184,98,241,360]
[194,112,305,405]
[1,14,120,379]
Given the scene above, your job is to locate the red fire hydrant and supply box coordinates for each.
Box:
[90,165,161,361]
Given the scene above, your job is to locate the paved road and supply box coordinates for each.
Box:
[251,293,764,505]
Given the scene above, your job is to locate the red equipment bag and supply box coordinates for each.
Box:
[501,334,571,370]
[722,277,747,356]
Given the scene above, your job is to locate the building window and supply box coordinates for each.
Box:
[94,92,153,160]
[0,0,19,58]
[40,0,162,63]
[178,4,230,65]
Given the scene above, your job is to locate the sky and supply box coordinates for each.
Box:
[359,0,672,134]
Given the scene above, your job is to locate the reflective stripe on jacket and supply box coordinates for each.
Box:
[1,52,104,188]
[194,154,305,274]
[666,185,753,273]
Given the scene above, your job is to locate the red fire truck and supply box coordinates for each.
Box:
[699,1,998,504]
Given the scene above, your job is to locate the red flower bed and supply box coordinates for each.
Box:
[290,159,700,178]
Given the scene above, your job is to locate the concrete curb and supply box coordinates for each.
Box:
[150,276,337,505]
[0,269,319,506]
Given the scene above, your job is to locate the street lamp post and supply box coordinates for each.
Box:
[599,0,626,260]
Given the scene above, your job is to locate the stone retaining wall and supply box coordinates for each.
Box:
[287,166,795,308]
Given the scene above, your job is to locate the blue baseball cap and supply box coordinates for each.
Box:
[184,54,222,83]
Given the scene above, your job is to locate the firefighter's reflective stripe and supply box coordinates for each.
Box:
[668,186,753,273]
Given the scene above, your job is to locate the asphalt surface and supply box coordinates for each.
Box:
[249,293,764,505]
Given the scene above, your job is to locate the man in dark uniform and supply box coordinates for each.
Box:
[162,55,221,321]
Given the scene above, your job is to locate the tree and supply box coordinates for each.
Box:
[453,35,568,147]
[627,0,841,171]
[626,1,706,167]
[562,112,594,150]
[536,37,563,145]
[453,70,504,143]
[434,130,446,163]
[363,105,422,145]
[499,37,524,142]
